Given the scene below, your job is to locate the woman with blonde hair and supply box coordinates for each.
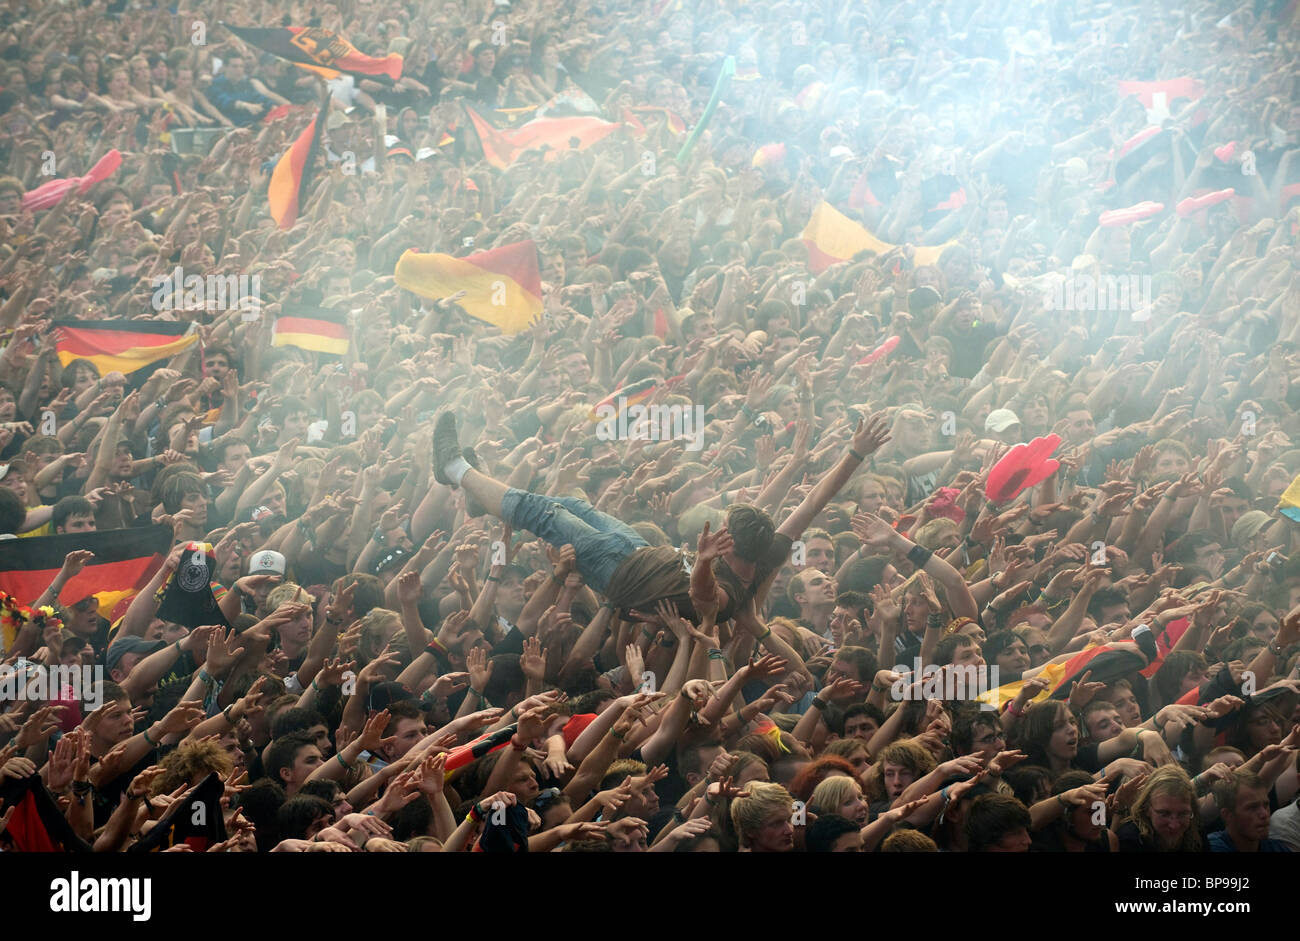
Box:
[809,774,869,827]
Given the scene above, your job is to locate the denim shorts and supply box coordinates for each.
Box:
[499,490,650,594]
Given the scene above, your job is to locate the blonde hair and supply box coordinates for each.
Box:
[730,782,793,849]
[358,607,402,662]
[151,738,233,795]
[808,775,861,817]
[266,583,306,610]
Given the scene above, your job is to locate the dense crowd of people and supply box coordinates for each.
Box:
[1,0,1300,855]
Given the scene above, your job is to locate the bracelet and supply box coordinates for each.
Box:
[426,637,448,657]
[468,802,485,823]
[174,639,184,654]
[336,752,353,770]
[907,544,933,569]
[848,448,866,462]
[72,780,93,794]
[871,682,889,694]
[1056,793,1070,812]
[223,705,236,724]
[509,736,527,750]
[610,728,626,741]
[485,575,501,582]
[1006,701,1024,717]
[142,727,158,746]
[511,705,520,720]
[811,697,828,711]
[756,627,772,641]
[468,687,484,699]
[198,669,214,685]
[311,678,321,692]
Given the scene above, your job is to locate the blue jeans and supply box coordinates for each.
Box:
[499,490,649,594]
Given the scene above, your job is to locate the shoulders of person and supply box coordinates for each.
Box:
[1207,830,1236,852]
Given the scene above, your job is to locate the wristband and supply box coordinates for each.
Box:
[485,575,501,583]
[1005,701,1024,717]
[871,682,889,694]
[907,544,933,569]
[1056,793,1070,812]
[509,736,527,750]
[223,705,236,724]
[72,780,93,794]
[848,448,867,462]
[426,637,448,657]
[336,752,353,771]
[610,728,626,741]
[469,802,485,823]
[198,669,214,685]
[757,627,772,641]
[811,697,828,711]
[468,687,484,699]
[142,726,158,746]
[926,612,945,632]
[311,678,322,692]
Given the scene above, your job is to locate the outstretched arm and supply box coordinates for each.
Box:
[776,414,891,540]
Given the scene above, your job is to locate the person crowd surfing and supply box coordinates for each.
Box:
[0,0,1299,855]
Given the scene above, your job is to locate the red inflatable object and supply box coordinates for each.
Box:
[857,335,900,365]
[1176,188,1235,217]
[1099,202,1164,227]
[985,434,1062,504]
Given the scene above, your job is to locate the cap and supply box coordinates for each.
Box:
[985,408,1022,433]
[908,285,942,311]
[105,635,167,674]
[248,549,287,576]
[1230,510,1270,547]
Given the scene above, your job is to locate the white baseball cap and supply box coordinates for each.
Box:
[985,409,1022,434]
[248,550,287,576]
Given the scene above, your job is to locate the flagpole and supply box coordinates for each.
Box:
[676,56,734,165]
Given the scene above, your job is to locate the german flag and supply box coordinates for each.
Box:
[624,106,687,136]
[0,773,92,852]
[224,24,402,82]
[800,201,948,274]
[0,526,170,647]
[52,319,196,376]
[589,376,658,421]
[395,240,543,334]
[464,107,622,169]
[272,304,349,355]
[268,102,326,230]
[129,772,226,853]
